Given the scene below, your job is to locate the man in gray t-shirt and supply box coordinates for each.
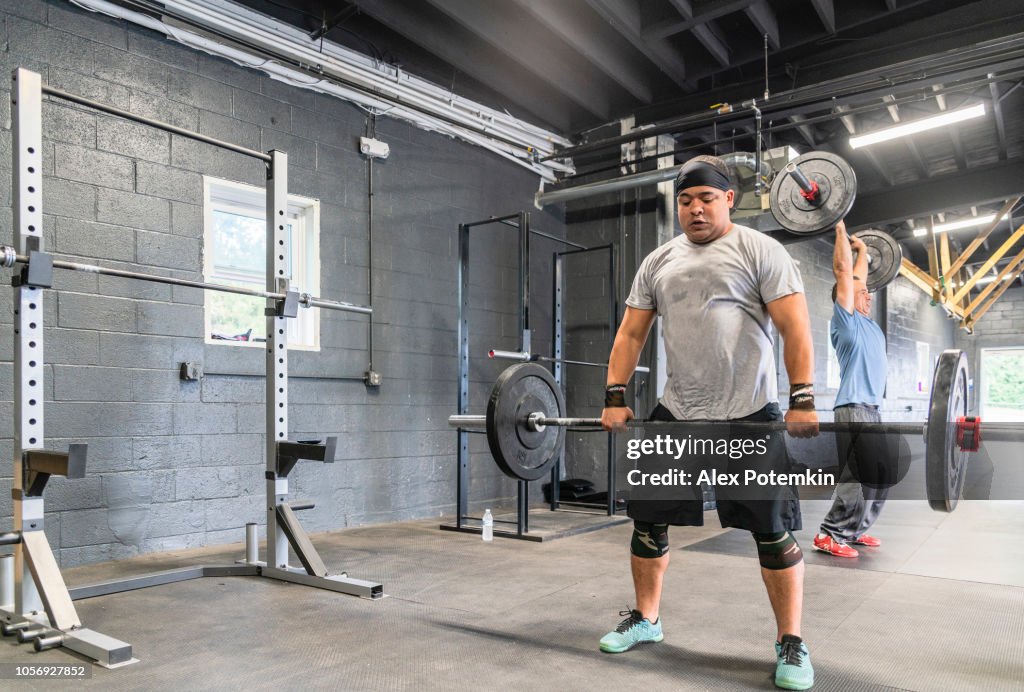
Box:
[597,155,818,691]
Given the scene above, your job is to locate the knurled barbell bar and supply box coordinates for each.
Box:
[449,350,1023,512]
[1,246,372,316]
[487,348,651,374]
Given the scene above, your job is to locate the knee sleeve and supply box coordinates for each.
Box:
[753,531,803,570]
[631,521,670,558]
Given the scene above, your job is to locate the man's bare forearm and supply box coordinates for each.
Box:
[783,335,815,387]
[833,225,852,278]
[607,332,646,385]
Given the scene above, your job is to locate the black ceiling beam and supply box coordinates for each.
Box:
[509,0,654,103]
[745,1,780,51]
[932,84,969,170]
[644,0,755,40]
[633,2,1024,124]
[585,0,690,88]
[989,79,1009,160]
[845,158,1024,230]
[880,95,932,179]
[552,51,1024,162]
[352,0,574,130]
[810,0,837,35]
[666,0,730,67]
[422,0,611,120]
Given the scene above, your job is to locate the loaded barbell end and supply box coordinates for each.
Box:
[957,416,982,452]
[527,411,546,432]
[488,349,531,362]
[785,162,820,204]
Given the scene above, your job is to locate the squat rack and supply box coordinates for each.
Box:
[442,212,638,540]
[1,67,381,668]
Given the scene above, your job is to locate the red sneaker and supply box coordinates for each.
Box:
[850,534,881,547]
[813,534,859,558]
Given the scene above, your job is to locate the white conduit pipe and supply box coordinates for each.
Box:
[71,0,573,181]
[182,0,562,144]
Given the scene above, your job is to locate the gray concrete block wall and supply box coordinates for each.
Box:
[0,0,564,566]
[884,275,957,417]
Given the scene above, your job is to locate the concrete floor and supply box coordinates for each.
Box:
[2,499,1023,691]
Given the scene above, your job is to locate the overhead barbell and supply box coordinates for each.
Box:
[449,350,1022,512]
[769,151,857,236]
[852,229,903,291]
[748,151,903,291]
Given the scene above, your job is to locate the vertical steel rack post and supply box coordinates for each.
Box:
[550,243,626,516]
[446,212,534,539]
[444,212,632,540]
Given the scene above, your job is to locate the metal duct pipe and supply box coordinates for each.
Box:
[536,166,682,208]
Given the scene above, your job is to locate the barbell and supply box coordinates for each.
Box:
[769,151,857,236]
[449,350,1022,512]
[1,246,372,315]
[759,151,902,291]
[853,229,902,291]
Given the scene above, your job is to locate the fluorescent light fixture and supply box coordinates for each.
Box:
[934,214,998,233]
[850,103,986,149]
[911,213,1006,236]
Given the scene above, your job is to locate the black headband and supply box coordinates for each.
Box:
[675,162,732,195]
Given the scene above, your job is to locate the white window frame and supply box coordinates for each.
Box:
[203,176,321,351]
[980,346,1024,422]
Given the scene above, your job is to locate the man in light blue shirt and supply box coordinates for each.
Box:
[814,222,889,558]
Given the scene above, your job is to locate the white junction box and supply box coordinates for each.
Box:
[359,136,390,159]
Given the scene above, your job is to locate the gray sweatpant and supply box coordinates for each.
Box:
[819,404,888,542]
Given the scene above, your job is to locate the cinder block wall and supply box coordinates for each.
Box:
[0,0,562,566]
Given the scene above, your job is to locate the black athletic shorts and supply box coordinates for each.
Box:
[626,402,802,534]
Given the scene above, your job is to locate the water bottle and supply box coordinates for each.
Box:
[482,509,494,542]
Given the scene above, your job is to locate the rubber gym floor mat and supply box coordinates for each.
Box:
[684,500,1024,586]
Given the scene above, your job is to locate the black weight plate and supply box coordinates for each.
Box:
[926,350,970,512]
[853,229,903,291]
[486,363,565,481]
[770,151,857,235]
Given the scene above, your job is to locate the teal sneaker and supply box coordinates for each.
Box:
[599,608,663,653]
[774,634,814,690]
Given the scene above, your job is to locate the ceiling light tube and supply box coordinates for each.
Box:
[850,103,986,149]
[911,213,1008,236]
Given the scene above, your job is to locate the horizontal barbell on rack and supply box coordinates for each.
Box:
[1,247,372,316]
[487,349,651,374]
[449,351,1023,512]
